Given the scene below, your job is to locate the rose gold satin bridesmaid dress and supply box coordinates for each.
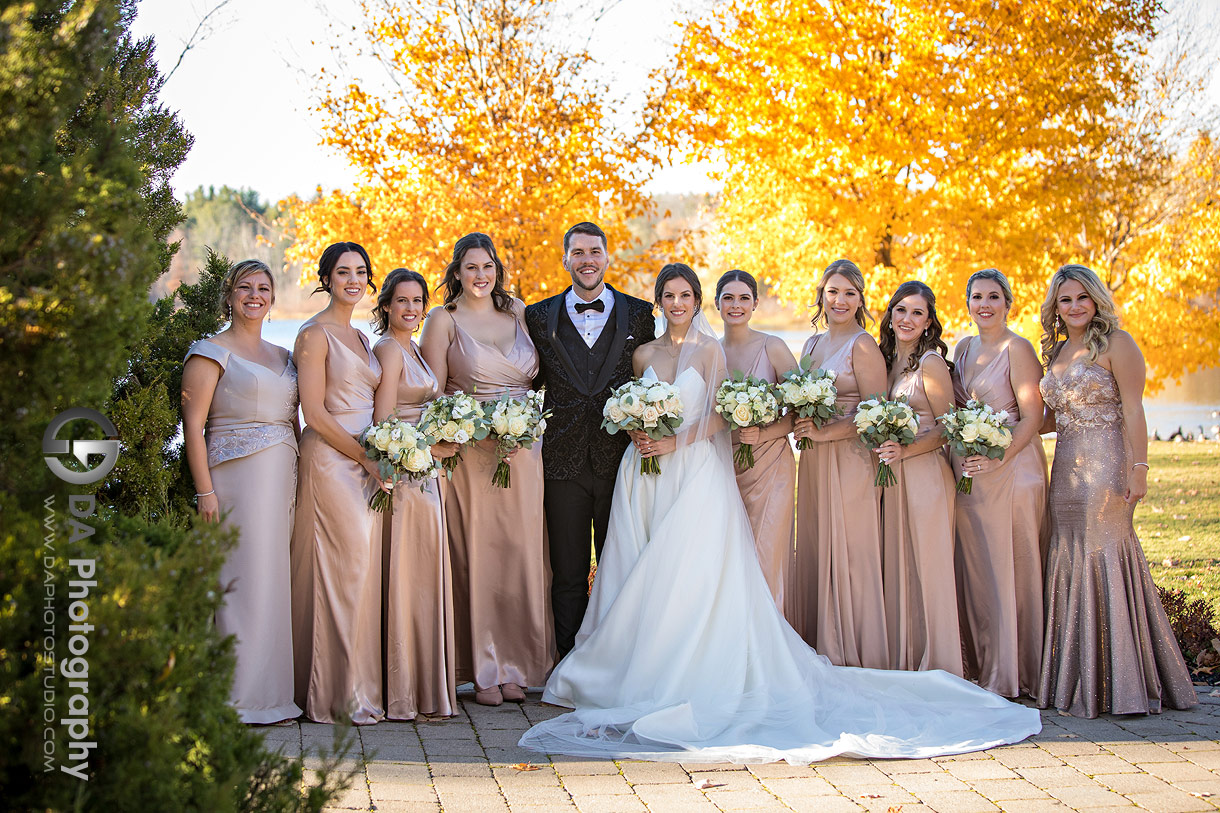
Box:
[731,342,796,616]
[1038,361,1196,717]
[952,338,1047,697]
[884,351,962,675]
[376,336,458,719]
[444,318,553,691]
[186,339,302,724]
[291,322,385,724]
[792,332,888,668]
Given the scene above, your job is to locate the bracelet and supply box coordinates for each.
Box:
[1131,463,1149,471]
[196,489,216,497]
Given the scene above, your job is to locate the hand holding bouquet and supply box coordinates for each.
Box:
[484,389,551,488]
[359,416,440,512]
[714,374,780,469]
[939,399,1013,493]
[417,392,490,476]
[776,357,841,450]
[854,397,919,487]
[602,378,683,475]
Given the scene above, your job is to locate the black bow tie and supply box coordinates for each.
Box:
[575,299,605,314]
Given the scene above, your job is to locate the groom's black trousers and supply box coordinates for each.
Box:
[545,469,616,658]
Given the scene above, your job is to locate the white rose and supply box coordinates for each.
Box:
[492,413,509,435]
[735,391,750,404]
[439,422,460,442]
[406,447,432,472]
[732,403,754,426]
[641,405,660,426]
[960,423,980,443]
[622,394,645,417]
[373,426,393,450]
[508,415,528,436]
[386,439,407,461]
[607,404,626,423]
[646,384,669,403]
[454,429,471,444]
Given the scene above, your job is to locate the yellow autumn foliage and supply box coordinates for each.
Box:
[283,0,663,300]
[664,0,1217,388]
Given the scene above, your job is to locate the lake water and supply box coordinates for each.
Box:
[260,318,1219,439]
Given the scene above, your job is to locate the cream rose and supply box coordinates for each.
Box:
[732,403,754,425]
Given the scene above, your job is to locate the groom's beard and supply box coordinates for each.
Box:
[570,265,606,293]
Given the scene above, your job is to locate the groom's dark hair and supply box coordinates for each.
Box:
[563,221,607,253]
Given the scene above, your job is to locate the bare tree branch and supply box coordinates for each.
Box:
[163,0,236,84]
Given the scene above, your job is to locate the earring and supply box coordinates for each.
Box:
[924,328,930,337]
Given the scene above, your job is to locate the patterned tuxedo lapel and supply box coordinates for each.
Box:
[590,286,631,396]
[545,288,589,396]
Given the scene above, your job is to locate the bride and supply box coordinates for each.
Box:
[520,264,1041,764]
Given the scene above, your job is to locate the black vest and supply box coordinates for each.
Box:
[557,303,618,392]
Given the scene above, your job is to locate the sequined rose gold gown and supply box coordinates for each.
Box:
[952,338,1047,698]
[792,332,888,668]
[1038,361,1196,717]
[730,342,796,616]
[186,339,302,724]
[376,336,457,719]
[444,318,553,690]
[883,351,962,675]
[291,323,385,724]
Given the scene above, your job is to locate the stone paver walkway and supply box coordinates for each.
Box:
[259,687,1220,813]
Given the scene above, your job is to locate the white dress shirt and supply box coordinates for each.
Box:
[565,286,615,348]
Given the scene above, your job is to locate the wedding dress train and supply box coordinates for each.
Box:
[520,349,1040,764]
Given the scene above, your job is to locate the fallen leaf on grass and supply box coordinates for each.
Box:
[693,778,725,789]
[1179,536,1192,542]
[511,763,540,771]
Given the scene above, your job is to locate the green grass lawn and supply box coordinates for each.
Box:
[1046,439,1220,617]
[1134,441,1220,618]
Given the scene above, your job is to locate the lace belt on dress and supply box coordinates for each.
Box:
[206,424,296,467]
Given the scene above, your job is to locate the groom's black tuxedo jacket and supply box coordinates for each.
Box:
[525,286,656,481]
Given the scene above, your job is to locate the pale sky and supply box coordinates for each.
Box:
[130,0,718,203]
[131,0,1218,205]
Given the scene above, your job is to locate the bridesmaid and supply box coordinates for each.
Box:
[716,269,798,615]
[791,259,889,668]
[419,232,553,706]
[1037,264,1196,717]
[876,281,961,675]
[182,259,301,724]
[372,268,458,720]
[951,268,1047,698]
[291,241,387,724]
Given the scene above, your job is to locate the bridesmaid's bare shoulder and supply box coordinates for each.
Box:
[1004,332,1041,373]
[1102,329,1143,369]
[373,336,404,372]
[764,333,798,375]
[950,335,973,363]
[850,330,884,360]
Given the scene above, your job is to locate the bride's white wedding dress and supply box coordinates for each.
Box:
[520,353,1040,764]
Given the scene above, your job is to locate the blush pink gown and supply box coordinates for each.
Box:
[291,322,385,724]
[731,342,796,616]
[443,317,554,690]
[792,332,887,669]
[376,336,457,719]
[952,337,1047,697]
[883,351,962,675]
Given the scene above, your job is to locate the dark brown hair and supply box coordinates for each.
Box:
[372,268,429,335]
[654,263,702,309]
[878,280,950,373]
[715,269,758,303]
[563,221,607,253]
[315,241,376,296]
[438,232,513,313]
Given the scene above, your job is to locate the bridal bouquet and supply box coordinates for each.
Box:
[417,392,489,476]
[854,397,919,488]
[602,378,683,475]
[483,389,551,488]
[775,358,840,450]
[359,416,440,512]
[939,400,1013,494]
[714,374,780,469]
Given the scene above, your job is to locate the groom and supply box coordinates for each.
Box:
[525,222,655,658]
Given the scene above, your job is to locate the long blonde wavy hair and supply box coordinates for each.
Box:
[1039,264,1120,366]
[810,259,873,329]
